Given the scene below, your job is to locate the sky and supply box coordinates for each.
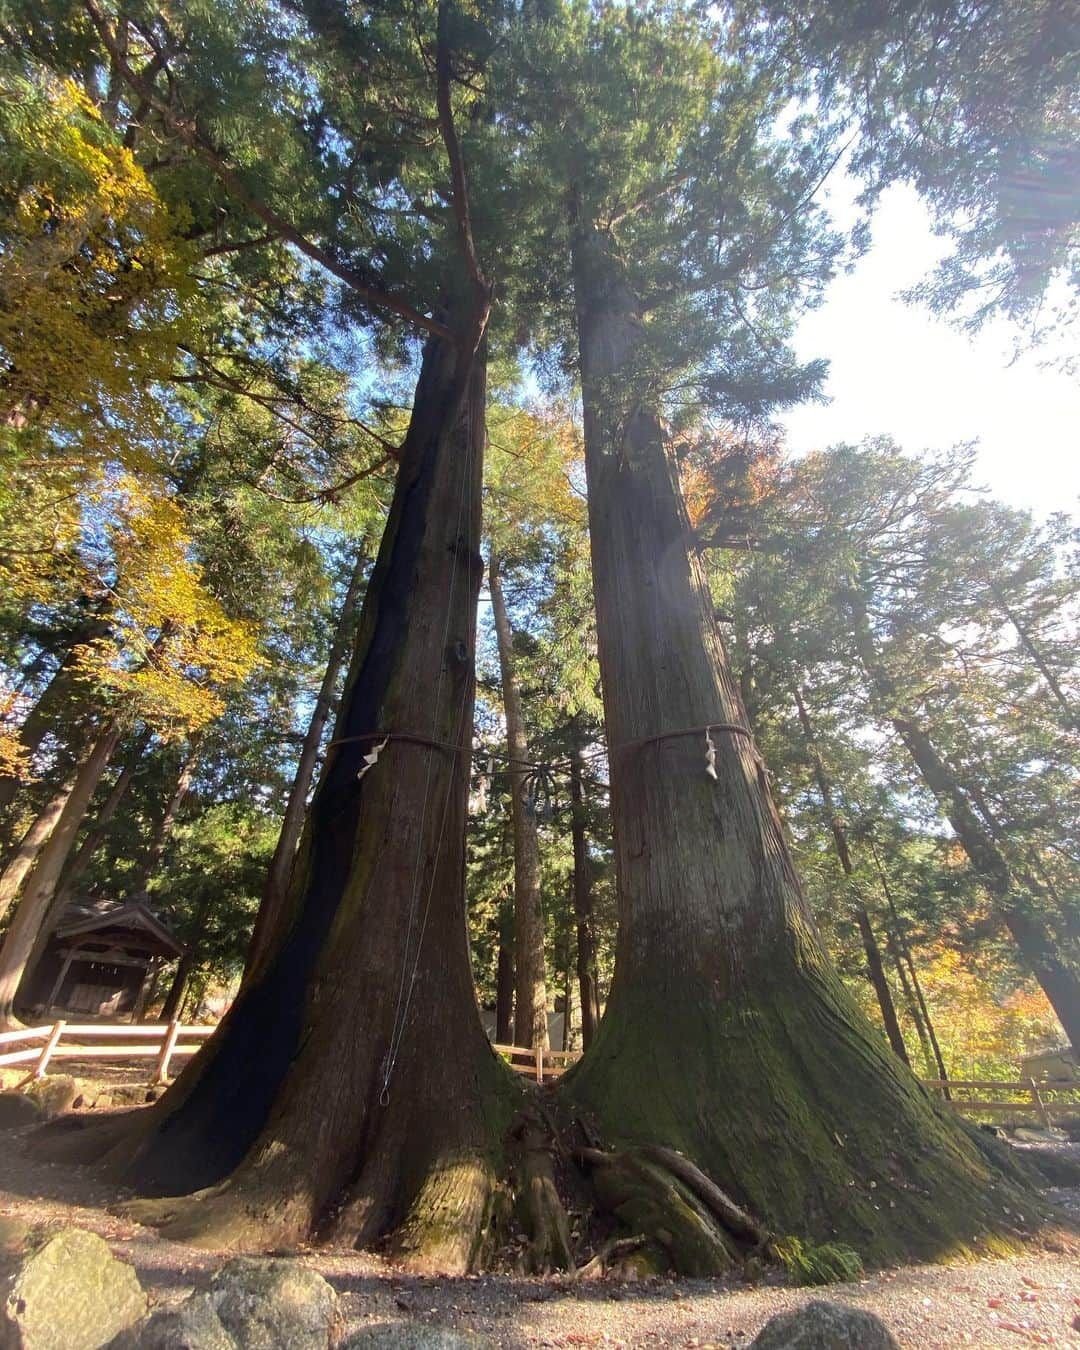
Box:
[779,184,1080,521]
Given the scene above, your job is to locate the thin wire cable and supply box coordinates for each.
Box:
[379,388,474,1104]
[384,392,481,1100]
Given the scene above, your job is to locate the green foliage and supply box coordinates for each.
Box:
[772,1235,865,1286]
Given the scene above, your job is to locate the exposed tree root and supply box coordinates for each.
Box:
[28,1107,144,1165]
[390,1150,502,1274]
[511,1117,575,1273]
[577,1146,744,1276]
[638,1144,769,1247]
[115,1181,299,1252]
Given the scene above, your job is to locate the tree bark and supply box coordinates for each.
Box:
[161,950,196,1024]
[848,585,1080,1050]
[561,218,1036,1266]
[0,720,122,1025]
[488,552,548,1051]
[790,687,909,1065]
[244,547,367,982]
[70,325,517,1269]
[569,738,601,1050]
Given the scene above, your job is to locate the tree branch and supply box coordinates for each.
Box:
[435,0,490,315]
[80,0,454,341]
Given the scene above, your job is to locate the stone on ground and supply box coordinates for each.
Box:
[24,1076,79,1120]
[341,1327,492,1349]
[107,1294,234,1349]
[0,1095,42,1130]
[207,1258,338,1349]
[112,1258,338,1350]
[2,1227,147,1349]
[750,1300,899,1350]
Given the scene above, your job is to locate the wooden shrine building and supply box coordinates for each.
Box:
[21,898,185,1022]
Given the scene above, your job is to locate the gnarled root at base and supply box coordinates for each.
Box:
[28,1106,145,1165]
[511,1117,575,1274]
[116,1180,309,1251]
[576,1145,763,1277]
[388,1150,503,1274]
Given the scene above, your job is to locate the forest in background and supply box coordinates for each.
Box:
[0,0,1077,1276]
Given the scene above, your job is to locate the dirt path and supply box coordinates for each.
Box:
[2,1121,1078,1348]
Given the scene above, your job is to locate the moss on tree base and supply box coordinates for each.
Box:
[559,949,1053,1270]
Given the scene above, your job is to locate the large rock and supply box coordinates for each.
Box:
[2,1227,147,1349]
[108,1295,234,1349]
[0,1095,42,1130]
[24,1077,78,1120]
[111,1257,339,1350]
[205,1258,338,1349]
[750,1300,899,1350]
[341,1328,492,1349]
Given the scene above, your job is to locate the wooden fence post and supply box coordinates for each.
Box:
[34,1021,65,1080]
[535,1045,544,1085]
[153,1019,181,1084]
[1028,1078,1052,1131]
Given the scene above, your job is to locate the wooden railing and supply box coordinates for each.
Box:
[491,1042,580,1084]
[923,1078,1080,1129]
[0,1020,215,1086]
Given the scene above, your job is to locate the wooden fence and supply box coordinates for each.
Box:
[0,1020,214,1086]
[2,1024,1079,1120]
[923,1078,1080,1129]
[491,1042,579,1084]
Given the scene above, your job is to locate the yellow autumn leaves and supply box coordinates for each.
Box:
[0,67,258,738]
[0,71,194,431]
[72,480,261,736]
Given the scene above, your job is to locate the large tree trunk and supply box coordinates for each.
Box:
[848,588,1080,1050]
[560,220,1037,1268]
[59,329,518,1267]
[790,687,909,1065]
[0,721,122,1024]
[569,737,601,1050]
[244,547,367,981]
[488,552,548,1051]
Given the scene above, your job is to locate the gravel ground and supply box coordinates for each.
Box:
[1,1120,1078,1348]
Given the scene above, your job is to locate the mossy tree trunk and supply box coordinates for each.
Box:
[83,329,519,1266]
[560,220,1040,1268]
[489,552,549,1051]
